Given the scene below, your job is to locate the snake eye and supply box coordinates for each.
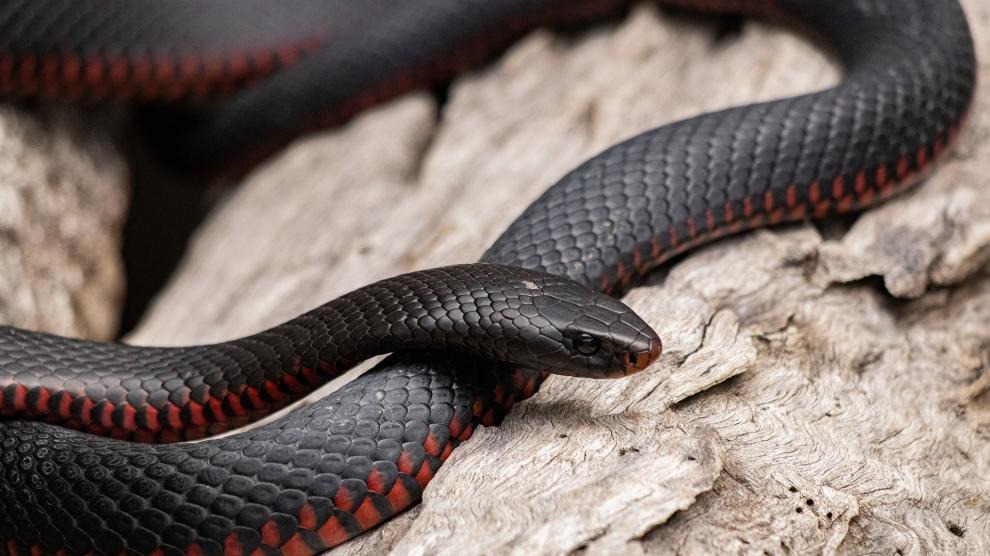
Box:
[574,334,600,356]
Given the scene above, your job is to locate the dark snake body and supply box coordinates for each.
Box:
[0,0,977,554]
[0,265,659,442]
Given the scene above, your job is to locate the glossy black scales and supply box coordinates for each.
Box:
[0,264,659,441]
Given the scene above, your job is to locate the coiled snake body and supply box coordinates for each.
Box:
[0,0,977,554]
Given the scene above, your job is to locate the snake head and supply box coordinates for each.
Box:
[508,280,662,378]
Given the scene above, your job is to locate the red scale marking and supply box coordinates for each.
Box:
[40,55,59,97]
[686,217,697,239]
[141,404,160,431]
[299,502,319,529]
[300,365,319,384]
[600,273,613,293]
[705,208,716,230]
[837,196,854,213]
[19,55,38,93]
[109,57,129,89]
[132,56,153,99]
[187,400,207,427]
[333,487,355,512]
[227,53,249,81]
[896,155,910,178]
[261,519,284,548]
[650,236,663,259]
[831,175,845,199]
[165,404,183,430]
[763,190,775,212]
[415,463,435,487]
[808,181,821,204]
[317,516,350,548]
[160,429,182,443]
[83,58,103,89]
[353,497,384,530]
[723,202,735,224]
[785,184,798,208]
[854,171,867,194]
[153,55,176,85]
[423,432,441,457]
[32,387,50,414]
[318,361,338,377]
[0,55,13,92]
[281,372,304,393]
[208,397,227,423]
[615,260,633,287]
[96,401,114,429]
[858,182,875,206]
[255,51,276,76]
[280,534,313,556]
[447,414,463,437]
[386,481,413,512]
[743,196,755,218]
[278,46,303,68]
[366,469,385,493]
[134,429,158,443]
[178,56,200,84]
[203,55,224,82]
[77,397,94,424]
[632,244,644,272]
[245,385,265,408]
[441,441,454,461]
[502,391,518,410]
[223,533,245,556]
[263,380,288,402]
[119,404,136,430]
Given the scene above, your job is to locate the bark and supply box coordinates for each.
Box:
[10,0,990,554]
[0,106,126,339]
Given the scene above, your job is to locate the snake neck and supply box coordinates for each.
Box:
[482,0,975,297]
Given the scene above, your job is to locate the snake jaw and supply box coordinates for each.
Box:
[622,335,662,376]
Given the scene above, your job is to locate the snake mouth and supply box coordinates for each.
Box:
[622,338,662,376]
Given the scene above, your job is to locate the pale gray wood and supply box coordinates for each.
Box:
[0,106,126,339]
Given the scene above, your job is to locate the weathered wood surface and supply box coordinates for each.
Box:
[0,106,126,339]
[6,0,990,554]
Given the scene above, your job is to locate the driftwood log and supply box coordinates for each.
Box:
[4,1,990,554]
[0,106,126,339]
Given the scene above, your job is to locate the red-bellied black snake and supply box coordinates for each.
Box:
[0,0,976,554]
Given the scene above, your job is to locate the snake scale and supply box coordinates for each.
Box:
[0,0,977,554]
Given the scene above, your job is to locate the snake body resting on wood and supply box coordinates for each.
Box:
[0,0,977,554]
[0,265,659,442]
